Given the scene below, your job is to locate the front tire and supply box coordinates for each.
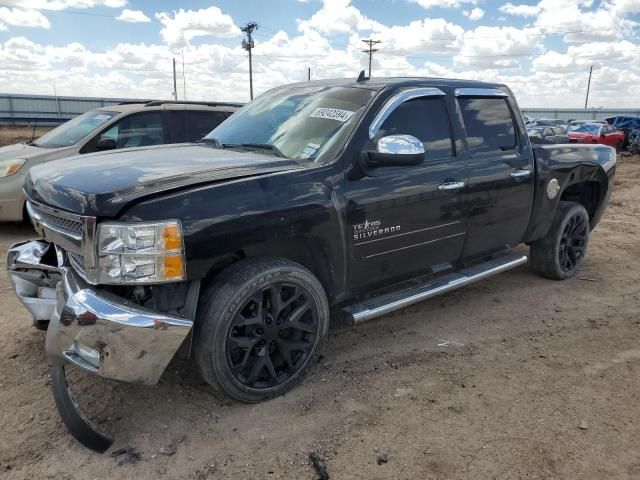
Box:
[194,258,329,403]
[530,201,590,280]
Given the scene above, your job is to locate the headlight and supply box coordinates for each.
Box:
[96,220,185,284]
[0,158,26,177]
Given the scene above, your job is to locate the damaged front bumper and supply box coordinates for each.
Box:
[7,240,193,385]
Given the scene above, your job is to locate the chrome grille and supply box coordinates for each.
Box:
[29,202,83,237]
[68,251,86,275]
[26,199,98,284]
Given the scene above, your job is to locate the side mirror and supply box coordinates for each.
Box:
[363,134,425,169]
[96,137,116,151]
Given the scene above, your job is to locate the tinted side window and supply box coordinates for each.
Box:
[377,97,454,160]
[168,110,229,143]
[100,112,165,149]
[458,97,516,155]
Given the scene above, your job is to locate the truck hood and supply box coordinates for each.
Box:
[25,143,302,217]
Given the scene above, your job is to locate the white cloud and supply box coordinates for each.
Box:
[411,0,477,9]
[499,3,541,17]
[463,7,485,20]
[454,26,543,68]
[0,0,639,109]
[155,7,240,47]
[533,0,637,42]
[297,0,383,34]
[610,0,640,15]
[2,0,126,9]
[533,40,640,73]
[375,18,464,55]
[0,7,50,29]
[116,9,150,23]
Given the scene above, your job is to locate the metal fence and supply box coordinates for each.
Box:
[0,93,151,125]
[0,93,638,126]
[521,108,640,121]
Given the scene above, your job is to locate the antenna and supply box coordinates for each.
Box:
[356,70,368,82]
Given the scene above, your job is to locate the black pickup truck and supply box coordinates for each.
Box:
[8,77,615,450]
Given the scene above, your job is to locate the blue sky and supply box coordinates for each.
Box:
[0,0,638,107]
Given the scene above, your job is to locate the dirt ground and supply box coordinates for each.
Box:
[1,150,639,479]
[0,126,53,146]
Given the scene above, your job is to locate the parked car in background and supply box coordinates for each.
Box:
[530,117,565,127]
[629,130,640,154]
[568,123,625,149]
[527,125,570,144]
[0,100,242,221]
[605,116,640,150]
[567,119,607,131]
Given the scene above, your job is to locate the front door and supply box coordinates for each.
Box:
[456,91,535,259]
[346,92,468,292]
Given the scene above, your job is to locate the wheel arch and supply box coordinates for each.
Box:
[199,236,341,304]
[524,159,612,243]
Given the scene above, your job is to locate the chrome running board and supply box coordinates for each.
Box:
[343,251,528,324]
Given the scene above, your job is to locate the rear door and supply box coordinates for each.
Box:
[167,110,230,143]
[346,89,468,291]
[456,89,535,259]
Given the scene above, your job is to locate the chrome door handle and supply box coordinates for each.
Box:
[438,181,465,191]
[510,169,531,178]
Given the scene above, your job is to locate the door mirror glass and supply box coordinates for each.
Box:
[96,137,116,151]
[364,134,425,169]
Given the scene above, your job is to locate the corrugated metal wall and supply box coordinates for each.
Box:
[0,93,638,125]
[521,108,640,121]
[0,93,150,125]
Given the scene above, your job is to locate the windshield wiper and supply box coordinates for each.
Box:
[238,143,286,158]
[200,137,221,147]
[214,142,286,158]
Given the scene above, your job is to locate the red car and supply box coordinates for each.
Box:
[568,123,624,149]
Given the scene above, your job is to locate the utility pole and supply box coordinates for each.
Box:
[172,58,178,101]
[241,21,258,100]
[361,39,381,78]
[308,67,311,81]
[584,65,593,110]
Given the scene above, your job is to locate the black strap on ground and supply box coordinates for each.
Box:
[50,363,113,453]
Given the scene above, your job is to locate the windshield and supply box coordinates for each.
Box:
[35,109,119,148]
[527,127,545,137]
[204,85,375,162]
[573,124,600,134]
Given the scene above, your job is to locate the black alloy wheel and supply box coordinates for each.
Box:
[226,282,319,389]
[530,201,590,280]
[558,212,588,274]
[194,258,329,403]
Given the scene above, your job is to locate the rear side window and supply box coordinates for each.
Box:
[168,110,229,143]
[458,97,516,155]
[377,97,454,160]
[100,111,165,149]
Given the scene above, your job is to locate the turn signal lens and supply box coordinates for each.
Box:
[0,158,26,177]
[162,224,183,251]
[162,255,184,280]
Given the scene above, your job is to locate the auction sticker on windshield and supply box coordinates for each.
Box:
[310,108,355,122]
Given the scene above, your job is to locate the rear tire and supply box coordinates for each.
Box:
[194,258,329,403]
[530,202,590,280]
